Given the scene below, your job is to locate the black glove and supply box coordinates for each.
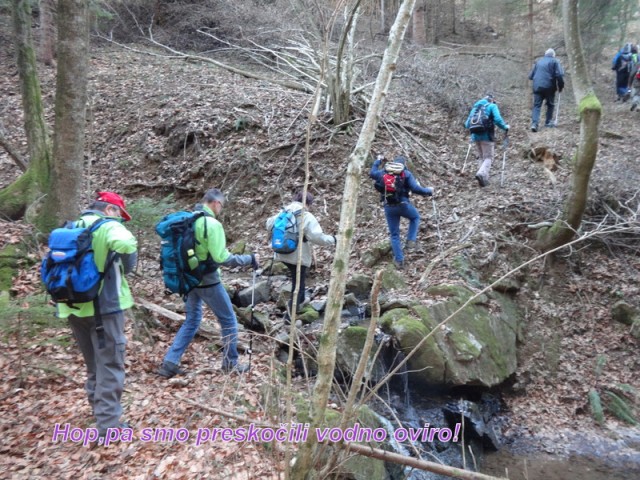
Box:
[250,254,259,271]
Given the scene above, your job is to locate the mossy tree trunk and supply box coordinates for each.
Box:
[535,0,601,252]
[290,0,418,477]
[0,0,52,227]
[41,0,89,224]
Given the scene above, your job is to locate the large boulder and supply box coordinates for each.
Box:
[380,285,521,387]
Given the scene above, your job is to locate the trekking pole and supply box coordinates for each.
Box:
[461,142,472,174]
[500,135,509,188]
[554,92,561,126]
[249,268,256,369]
[431,197,444,257]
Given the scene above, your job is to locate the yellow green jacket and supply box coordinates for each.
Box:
[56,211,138,318]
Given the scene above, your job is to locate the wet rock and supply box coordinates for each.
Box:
[442,397,502,451]
[309,299,326,312]
[611,300,639,326]
[346,274,373,299]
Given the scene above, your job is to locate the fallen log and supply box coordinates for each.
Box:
[134,298,249,352]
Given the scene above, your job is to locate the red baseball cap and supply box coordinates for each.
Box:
[96,191,132,222]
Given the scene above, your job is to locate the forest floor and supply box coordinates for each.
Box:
[1,28,639,479]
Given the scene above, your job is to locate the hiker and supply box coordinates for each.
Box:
[54,191,138,438]
[158,189,259,377]
[612,43,635,101]
[266,191,336,322]
[464,94,510,187]
[369,156,434,269]
[528,48,565,131]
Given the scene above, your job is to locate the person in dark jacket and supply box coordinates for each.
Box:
[464,94,510,187]
[529,48,565,131]
[369,156,434,270]
[612,43,635,101]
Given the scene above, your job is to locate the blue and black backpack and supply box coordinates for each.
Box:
[271,209,302,254]
[155,210,216,296]
[41,217,116,348]
[41,217,115,306]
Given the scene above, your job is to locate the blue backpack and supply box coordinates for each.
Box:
[271,209,302,254]
[155,210,215,296]
[41,218,115,306]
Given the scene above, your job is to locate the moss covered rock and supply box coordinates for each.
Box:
[298,305,319,324]
[361,241,392,268]
[381,264,406,290]
[381,285,521,387]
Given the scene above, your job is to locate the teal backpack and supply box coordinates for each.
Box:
[155,210,215,296]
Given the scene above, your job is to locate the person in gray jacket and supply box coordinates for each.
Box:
[266,191,336,322]
[529,48,565,131]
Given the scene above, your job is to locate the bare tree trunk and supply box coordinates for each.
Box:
[425,0,438,44]
[290,0,418,477]
[451,0,456,35]
[41,0,90,224]
[329,0,362,126]
[535,0,602,251]
[380,0,385,33]
[38,0,56,65]
[412,2,426,45]
[528,0,534,66]
[0,0,52,226]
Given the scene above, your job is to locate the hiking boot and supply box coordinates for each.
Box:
[544,122,556,128]
[92,422,132,449]
[631,103,638,112]
[393,260,404,271]
[405,240,424,253]
[222,363,250,374]
[531,124,538,132]
[475,174,488,187]
[157,361,186,378]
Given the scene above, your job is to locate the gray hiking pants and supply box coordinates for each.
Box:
[475,141,495,181]
[68,312,126,435]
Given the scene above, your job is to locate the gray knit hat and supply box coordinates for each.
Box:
[545,48,556,57]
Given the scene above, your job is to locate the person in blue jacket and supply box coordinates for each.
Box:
[612,43,635,101]
[369,156,434,270]
[529,48,565,131]
[464,93,510,187]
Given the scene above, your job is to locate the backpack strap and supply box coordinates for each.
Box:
[82,216,117,349]
[192,210,218,274]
